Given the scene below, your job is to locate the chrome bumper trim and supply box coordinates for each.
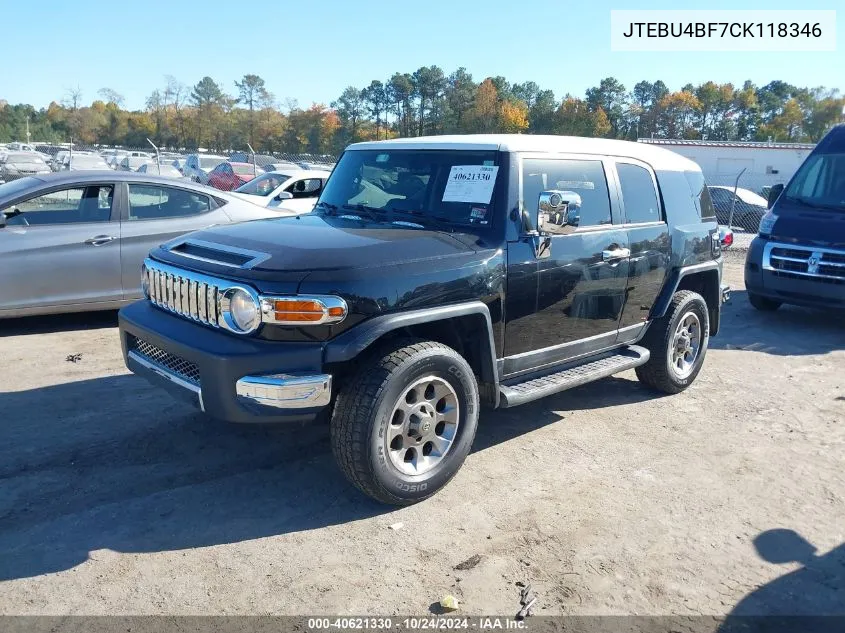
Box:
[236,373,332,409]
[127,350,205,411]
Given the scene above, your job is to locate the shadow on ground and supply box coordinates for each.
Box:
[0,368,660,582]
[719,529,845,631]
[713,290,845,356]
[0,310,119,337]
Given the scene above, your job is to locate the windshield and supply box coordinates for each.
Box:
[784,153,845,210]
[317,149,500,230]
[235,172,288,196]
[200,157,225,169]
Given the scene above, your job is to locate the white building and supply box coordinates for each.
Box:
[637,138,815,193]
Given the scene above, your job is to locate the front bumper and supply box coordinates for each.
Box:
[745,237,845,309]
[119,300,330,423]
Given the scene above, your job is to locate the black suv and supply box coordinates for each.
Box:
[118,135,726,505]
[746,124,845,311]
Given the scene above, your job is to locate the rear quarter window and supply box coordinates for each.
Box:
[683,170,716,220]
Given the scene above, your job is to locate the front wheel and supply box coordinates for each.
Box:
[330,339,479,505]
[636,290,710,394]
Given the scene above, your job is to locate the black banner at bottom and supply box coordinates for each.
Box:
[1,616,845,633]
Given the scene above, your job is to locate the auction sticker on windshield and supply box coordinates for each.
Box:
[442,165,499,204]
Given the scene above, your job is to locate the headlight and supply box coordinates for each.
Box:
[220,287,261,333]
[759,211,777,237]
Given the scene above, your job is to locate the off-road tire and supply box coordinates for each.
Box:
[330,339,479,505]
[635,290,710,394]
[748,292,782,312]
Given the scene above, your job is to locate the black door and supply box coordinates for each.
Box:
[503,157,629,376]
[613,160,671,339]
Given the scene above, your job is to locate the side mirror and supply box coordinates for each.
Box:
[275,191,294,201]
[767,183,784,209]
[537,190,582,235]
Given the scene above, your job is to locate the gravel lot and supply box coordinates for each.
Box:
[1,258,843,616]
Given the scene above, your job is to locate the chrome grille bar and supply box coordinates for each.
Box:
[142,258,229,329]
[763,242,845,282]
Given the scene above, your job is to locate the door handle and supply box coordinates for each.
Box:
[602,247,630,261]
[84,235,116,246]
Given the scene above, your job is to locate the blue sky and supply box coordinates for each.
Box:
[2,0,842,110]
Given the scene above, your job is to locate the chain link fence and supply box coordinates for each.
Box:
[1,141,336,184]
[706,171,784,261]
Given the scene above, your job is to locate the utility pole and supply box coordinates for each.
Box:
[26,116,31,145]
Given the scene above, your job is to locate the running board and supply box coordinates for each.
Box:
[498,345,650,408]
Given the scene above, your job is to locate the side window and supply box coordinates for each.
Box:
[685,171,716,220]
[285,178,323,198]
[6,186,113,226]
[522,158,612,228]
[617,163,661,224]
[127,185,211,221]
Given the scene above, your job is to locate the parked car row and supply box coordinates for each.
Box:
[0,171,283,319]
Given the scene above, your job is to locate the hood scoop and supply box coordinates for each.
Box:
[166,238,270,269]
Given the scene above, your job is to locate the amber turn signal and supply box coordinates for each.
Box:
[259,295,348,326]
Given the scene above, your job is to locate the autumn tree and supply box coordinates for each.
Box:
[657,90,701,138]
[499,100,528,133]
[467,79,499,133]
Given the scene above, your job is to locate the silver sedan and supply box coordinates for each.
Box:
[0,171,281,318]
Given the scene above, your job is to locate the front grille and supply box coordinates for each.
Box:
[144,259,223,327]
[128,335,201,385]
[765,243,845,283]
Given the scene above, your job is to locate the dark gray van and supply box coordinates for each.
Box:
[745,124,845,311]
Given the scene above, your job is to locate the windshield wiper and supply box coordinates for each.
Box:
[313,201,339,215]
[386,209,456,232]
[341,203,388,222]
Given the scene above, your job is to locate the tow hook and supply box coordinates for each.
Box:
[721,284,731,304]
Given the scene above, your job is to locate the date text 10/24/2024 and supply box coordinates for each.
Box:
[307,617,528,630]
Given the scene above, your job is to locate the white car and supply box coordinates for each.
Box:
[137,162,185,179]
[63,154,112,171]
[183,153,228,184]
[118,152,154,172]
[230,169,331,214]
[6,142,37,153]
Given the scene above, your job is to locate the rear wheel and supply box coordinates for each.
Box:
[330,339,479,505]
[636,290,710,394]
[748,292,781,312]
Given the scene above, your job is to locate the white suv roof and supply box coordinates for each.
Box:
[347,134,699,172]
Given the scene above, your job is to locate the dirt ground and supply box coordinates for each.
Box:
[1,257,843,616]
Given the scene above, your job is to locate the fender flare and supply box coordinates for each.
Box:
[651,260,722,319]
[323,301,500,402]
